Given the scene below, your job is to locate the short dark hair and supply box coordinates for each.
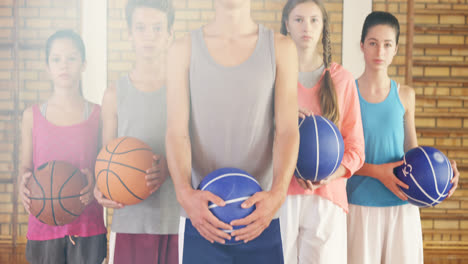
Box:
[361,11,400,44]
[125,0,175,31]
[45,29,86,64]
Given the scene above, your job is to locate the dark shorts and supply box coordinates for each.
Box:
[26,234,107,264]
[181,218,284,264]
[112,233,178,264]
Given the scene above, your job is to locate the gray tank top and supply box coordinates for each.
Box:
[299,64,325,89]
[111,75,180,234]
[189,24,276,193]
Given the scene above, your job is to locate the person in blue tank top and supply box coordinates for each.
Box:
[346,11,460,264]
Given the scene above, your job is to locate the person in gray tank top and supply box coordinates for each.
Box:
[94,1,180,264]
[166,1,300,263]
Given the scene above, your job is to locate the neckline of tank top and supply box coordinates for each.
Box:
[126,74,166,95]
[356,79,397,105]
[36,102,98,129]
[197,24,265,70]
[298,64,326,89]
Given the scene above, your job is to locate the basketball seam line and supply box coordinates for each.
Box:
[200,173,261,191]
[420,147,447,196]
[313,115,319,182]
[401,152,449,204]
[29,193,89,200]
[322,117,341,177]
[95,159,147,174]
[98,169,144,201]
[50,161,58,226]
[105,137,131,200]
[104,146,152,155]
[31,167,46,219]
[58,169,83,217]
[208,196,251,209]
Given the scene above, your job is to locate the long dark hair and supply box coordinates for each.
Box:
[281,0,339,124]
[361,11,400,44]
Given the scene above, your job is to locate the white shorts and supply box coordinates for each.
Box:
[347,204,423,264]
[280,195,347,264]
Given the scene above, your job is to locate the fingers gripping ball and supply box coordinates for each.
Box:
[27,161,87,226]
[295,115,344,182]
[95,137,154,205]
[199,168,262,245]
[395,146,453,207]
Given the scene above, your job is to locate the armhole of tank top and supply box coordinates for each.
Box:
[395,82,406,113]
[268,27,276,79]
[40,102,47,118]
[189,29,199,71]
[116,76,127,117]
[83,101,93,120]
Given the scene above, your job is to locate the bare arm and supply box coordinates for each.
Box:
[165,35,192,200]
[231,34,299,242]
[101,85,118,147]
[270,35,300,198]
[400,85,418,151]
[93,85,124,208]
[19,107,34,214]
[166,35,231,244]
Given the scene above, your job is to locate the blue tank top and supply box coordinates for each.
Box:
[346,79,408,207]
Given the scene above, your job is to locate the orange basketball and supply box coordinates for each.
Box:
[95,137,154,205]
[27,161,87,226]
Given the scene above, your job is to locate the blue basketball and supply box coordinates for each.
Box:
[295,115,344,182]
[199,168,262,245]
[395,146,453,207]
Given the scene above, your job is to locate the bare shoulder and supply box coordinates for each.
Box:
[274,33,295,52]
[102,83,117,105]
[273,33,297,65]
[101,83,117,117]
[22,106,33,123]
[399,84,416,110]
[399,84,415,97]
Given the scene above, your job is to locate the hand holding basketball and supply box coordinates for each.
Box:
[296,178,322,191]
[296,165,346,191]
[20,171,33,214]
[93,186,124,209]
[145,155,168,194]
[298,107,313,119]
[377,160,408,201]
[79,169,95,206]
[448,160,459,198]
[179,187,232,244]
[231,190,284,243]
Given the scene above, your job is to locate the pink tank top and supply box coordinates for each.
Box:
[27,104,106,240]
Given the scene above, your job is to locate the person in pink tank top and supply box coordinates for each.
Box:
[278,1,365,263]
[19,30,107,264]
